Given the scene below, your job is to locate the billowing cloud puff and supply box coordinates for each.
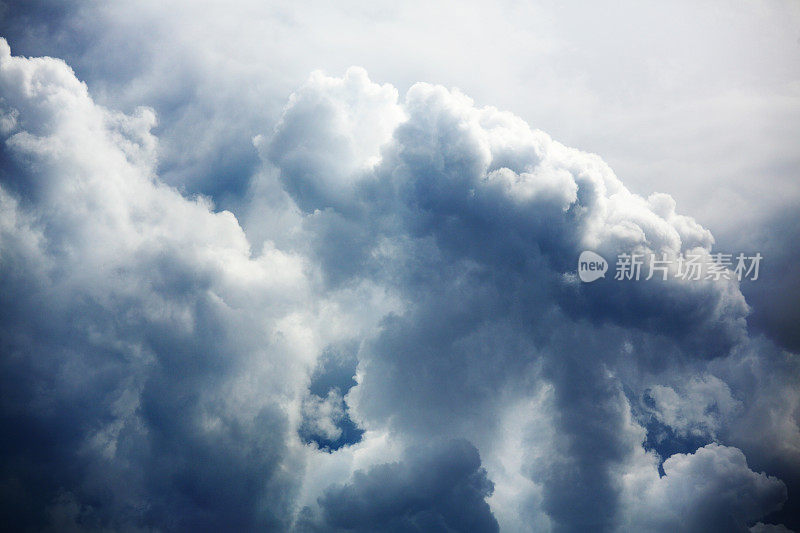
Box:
[621,444,786,532]
[1,38,798,533]
[261,66,794,532]
[257,66,404,213]
[266,67,748,355]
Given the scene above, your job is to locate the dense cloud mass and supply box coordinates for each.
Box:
[0,31,798,533]
[299,439,498,532]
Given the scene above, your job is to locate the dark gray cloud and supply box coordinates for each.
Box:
[300,440,498,533]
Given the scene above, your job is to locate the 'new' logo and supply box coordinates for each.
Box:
[578,251,608,282]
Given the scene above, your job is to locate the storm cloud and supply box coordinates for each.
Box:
[0,7,798,531]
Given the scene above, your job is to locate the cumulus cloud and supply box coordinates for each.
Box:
[0,38,372,530]
[621,444,787,532]
[0,36,798,533]
[258,66,404,214]
[260,66,794,532]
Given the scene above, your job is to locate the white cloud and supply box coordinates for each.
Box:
[621,444,787,532]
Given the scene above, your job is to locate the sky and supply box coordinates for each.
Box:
[0,1,799,531]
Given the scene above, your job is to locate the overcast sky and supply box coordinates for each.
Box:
[1,1,799,531]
